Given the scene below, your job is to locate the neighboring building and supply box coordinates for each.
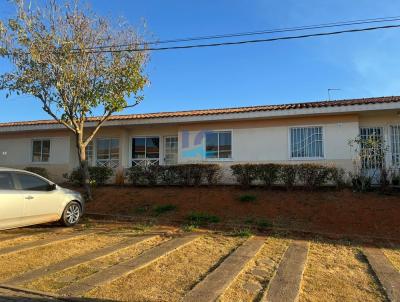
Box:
[0,96,399,182]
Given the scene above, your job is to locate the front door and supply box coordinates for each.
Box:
[164,136,178,165]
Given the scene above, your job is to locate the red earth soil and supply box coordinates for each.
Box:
[85,186,400,240]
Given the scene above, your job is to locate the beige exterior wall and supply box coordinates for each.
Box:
[0,109,399,183]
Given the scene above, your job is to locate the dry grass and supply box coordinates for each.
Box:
[27,235,165,293]
[0,232,123,282]
[86,235,243,302]
[383,244,400,272]
[0,230,60,249]
[298,240,387,302]
[219,236,290,302]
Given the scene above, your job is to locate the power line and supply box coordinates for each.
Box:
[84,15,400,50]
[81,23,400,53]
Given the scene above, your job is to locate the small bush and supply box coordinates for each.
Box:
[350,174,372,192]
[204,164,221,185]
[328,167,346,190]
[89,166,113,185]
[392,172,400,186]
[128,164,221,186]
[128,165,147,185]
[297,164,330,191]
[256,219,273,229]
[256,163,279,188]
[25,167,49,179]
[279,164,298,190]
[239,194,257,202]
[186,212,220,226]
[153,204,177,216]
[65,166,113,186]
[229,228,253,237]
[181,224,196,232]
[231,164,258,188]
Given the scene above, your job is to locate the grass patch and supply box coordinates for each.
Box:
[153,204,177,216]
[229,228,253,238]
[257,219,273,229]
[239,194,257,202]
[186,212,220,226]
[135,204,151,214]
[181,224,197,232]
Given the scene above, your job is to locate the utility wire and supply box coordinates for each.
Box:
[80,23,400,53]
[83,15,400,50]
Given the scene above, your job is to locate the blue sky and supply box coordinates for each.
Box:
[1,0,400,122]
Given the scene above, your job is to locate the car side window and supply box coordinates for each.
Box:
[15,173,50,191]
[0,172,15,190]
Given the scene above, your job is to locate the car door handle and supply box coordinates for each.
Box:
[25,196,34,200]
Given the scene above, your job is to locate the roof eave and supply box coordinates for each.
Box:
[0,101,399,133]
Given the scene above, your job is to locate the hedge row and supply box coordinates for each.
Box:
[63,166,113,186]
[128,164,221,186]
[231,163,345,190]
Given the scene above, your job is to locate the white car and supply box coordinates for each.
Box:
[0,167,84,230]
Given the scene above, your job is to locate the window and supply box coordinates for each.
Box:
[360,127,384,169]
[205,131,232,159]
[16,173,49,191]
[290,127,323,158]
[0,172,14,190]
[391,125,400,166]
[32,139,50,162]
[96,138,119,168]
[132,137,160,159]
[85,141,93,166]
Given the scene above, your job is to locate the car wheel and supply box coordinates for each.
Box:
[61,201,82,227]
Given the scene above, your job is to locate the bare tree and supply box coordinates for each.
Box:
[0,0,149,199]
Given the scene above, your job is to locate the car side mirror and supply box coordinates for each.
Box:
[47,183,57,191]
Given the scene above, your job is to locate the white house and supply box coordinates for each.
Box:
[0,96,399,182]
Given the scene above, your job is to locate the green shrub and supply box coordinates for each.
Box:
[297,164,330,191]
[350,174,372,192]
[239,194,257,202]
[279,164,298,190]
[153,204,177,216]
[129,164,221,186]
[328,167,346,189]
[89,166,113,185]
[65,166,113,186]
[229,228,253,237]
[204,164,221,185]
[257,219,273,229]
[256,163,280,188]
[24,167,49,179]
[181,224,196,232]
[186,212,220,226]
[231,164,258,188]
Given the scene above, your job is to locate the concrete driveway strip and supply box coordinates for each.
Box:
[183,236,265,302]
[4,234,157,286]
[58,233,201,297]
[0,231,94,257]
[363,247,400,302]
[262,240,309,302]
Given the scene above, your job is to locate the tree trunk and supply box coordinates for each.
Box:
[76,137,92,201]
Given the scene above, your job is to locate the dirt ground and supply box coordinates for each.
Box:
[85,186,400,240]
[0,222,398,302]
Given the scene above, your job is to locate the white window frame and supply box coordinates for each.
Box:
[31,139,51,163]
[85,141,94,166]
[390,125,400,167]
[203,130,233,161]
[95,138,120,168]
[288,126,325,160]
[130,136,161,167]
